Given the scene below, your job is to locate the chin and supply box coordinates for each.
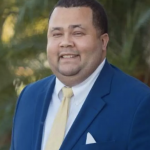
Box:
[58,69,80,77]
[60,72,78,77]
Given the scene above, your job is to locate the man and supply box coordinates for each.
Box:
[10,0,150,150]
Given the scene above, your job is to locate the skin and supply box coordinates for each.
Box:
[47,7,109,86]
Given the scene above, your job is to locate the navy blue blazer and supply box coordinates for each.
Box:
[10,61,150,150]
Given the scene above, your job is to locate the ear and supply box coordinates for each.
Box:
[100,33,109,51]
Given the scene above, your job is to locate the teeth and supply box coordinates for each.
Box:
[62,55,74,58]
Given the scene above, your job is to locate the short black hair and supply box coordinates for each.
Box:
[49,0,108,34]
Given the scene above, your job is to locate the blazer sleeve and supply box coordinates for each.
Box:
[9,86,28,150]
[128,94,150,149]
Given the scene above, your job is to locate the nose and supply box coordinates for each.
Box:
[59,35,74,48]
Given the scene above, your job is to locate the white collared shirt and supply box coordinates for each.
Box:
[41,59,105,150]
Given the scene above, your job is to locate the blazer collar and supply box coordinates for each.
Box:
[60,60,114,150]
[34,75,56,150]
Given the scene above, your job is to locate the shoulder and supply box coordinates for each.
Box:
[24,75,55,92]
[15,75,56,111]
[17,75,56,102]
[110,64,150,97]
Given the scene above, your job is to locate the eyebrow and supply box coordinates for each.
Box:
[51,27,63,32]
[69,24,85,30]
[50,24,85,32]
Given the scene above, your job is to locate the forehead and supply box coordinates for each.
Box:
[49,7,93,27]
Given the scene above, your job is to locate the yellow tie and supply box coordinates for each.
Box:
[45,87,73,150]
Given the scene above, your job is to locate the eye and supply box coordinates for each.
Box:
[73,32,84,36]
[53,33,63,38]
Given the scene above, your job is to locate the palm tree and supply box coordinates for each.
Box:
[102,0,150,84]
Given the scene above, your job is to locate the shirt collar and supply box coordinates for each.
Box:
[72,58,105,96]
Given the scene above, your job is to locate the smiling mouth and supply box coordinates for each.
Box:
[60,54,79,58]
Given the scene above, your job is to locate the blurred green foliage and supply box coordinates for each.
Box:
[0,0,150,149]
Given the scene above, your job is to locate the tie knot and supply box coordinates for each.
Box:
[62,87,73,98]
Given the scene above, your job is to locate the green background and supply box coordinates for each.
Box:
[0,0,150,149]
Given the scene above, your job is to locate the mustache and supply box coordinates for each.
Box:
[59,49,79,57]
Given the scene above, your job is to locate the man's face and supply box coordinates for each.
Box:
[47,7,109,86]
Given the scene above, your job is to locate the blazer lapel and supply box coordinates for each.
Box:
[33,75,56,150]
[60,60,114,150]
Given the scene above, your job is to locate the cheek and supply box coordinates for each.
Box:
[47,40,59,56]
[75,40,98,55]
[75,40,102,64]
[47,43,60,67]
